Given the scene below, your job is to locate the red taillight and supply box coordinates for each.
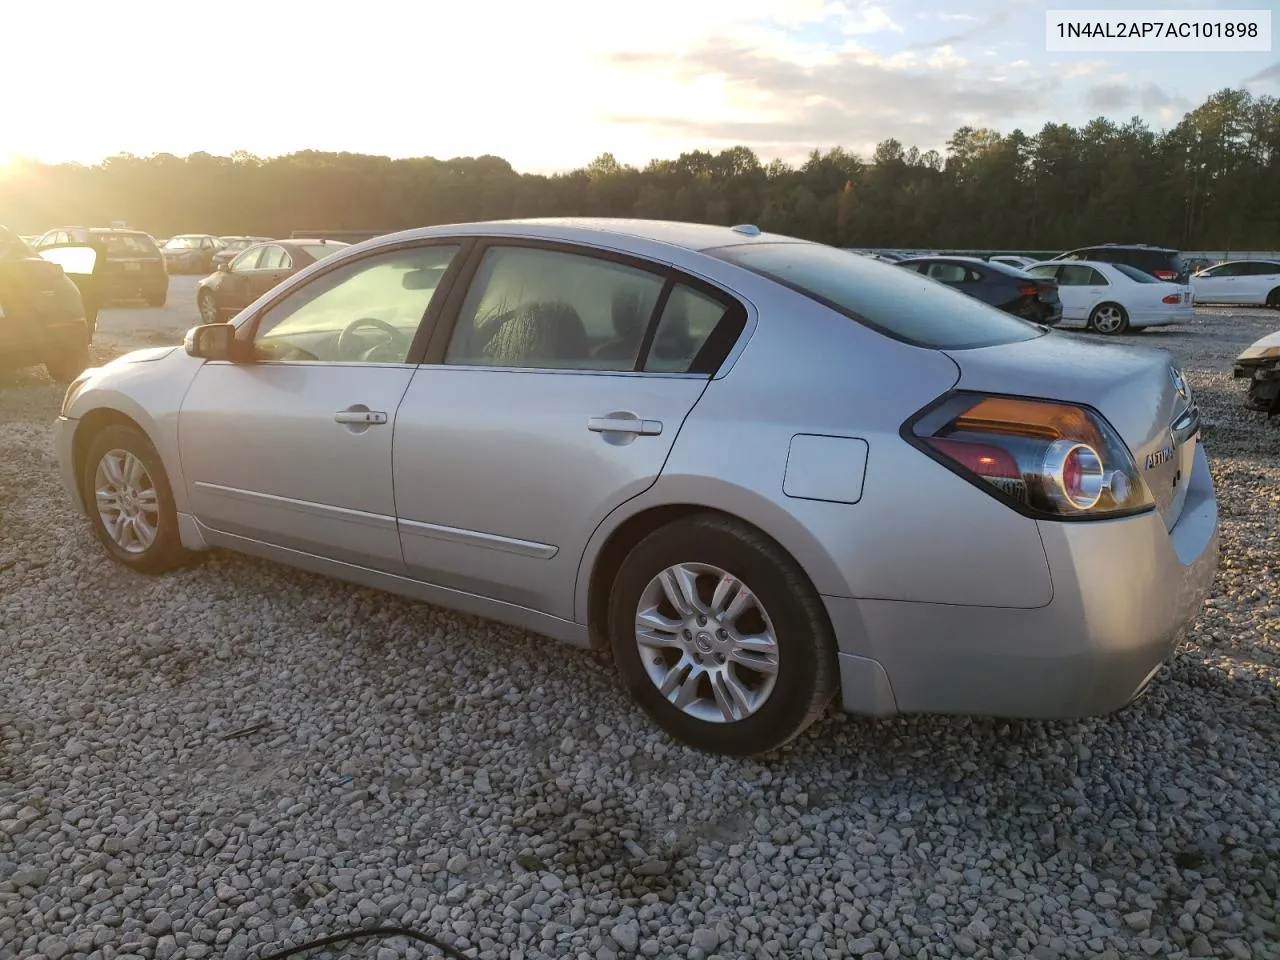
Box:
[1162,293,1180,304]
[1154,269,1176,280]
[926,438,1020,479]
[910,394,1154,519]
[1018,284,1038,297]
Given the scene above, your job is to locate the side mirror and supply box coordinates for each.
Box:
[185,323,236,361]
[217,262,229,273]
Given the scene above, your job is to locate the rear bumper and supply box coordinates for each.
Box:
[829,441,1218,718]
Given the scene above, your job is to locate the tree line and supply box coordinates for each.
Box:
[2,88,1277,251]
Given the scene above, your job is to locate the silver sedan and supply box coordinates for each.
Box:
[53,219,1219,755]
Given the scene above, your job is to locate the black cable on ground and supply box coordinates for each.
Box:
[255,925,472,960]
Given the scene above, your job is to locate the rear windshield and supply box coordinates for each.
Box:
[97,233,158,256]
[300,242,348,260]
[1112,263,1161,283]
[164,237,203,249]
[707,241,1043,350]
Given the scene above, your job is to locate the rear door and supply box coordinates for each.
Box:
[391,240,747,620]
[1054,264,1108,322]
[1242,261,1280,304]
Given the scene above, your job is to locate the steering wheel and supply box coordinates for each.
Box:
[335,317,409,361]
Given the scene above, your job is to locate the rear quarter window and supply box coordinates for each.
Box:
[709,241,1042,350]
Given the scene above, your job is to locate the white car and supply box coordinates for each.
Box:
[989,255,1037,270]
[1190,259,1280,308]
[1025,260,1194,334]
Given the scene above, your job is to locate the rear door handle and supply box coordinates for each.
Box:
[334,410,387,425]
[587,417,662,436]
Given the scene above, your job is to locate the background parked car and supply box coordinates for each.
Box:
[211,236,274,271]
[34,226,168,307]
[987,255,1038,270]
[1190,259,1280,308]
[1052,243,1188,282]
[895,255,1062,325]
[1233,328,1280,413]
[0,225,96,381]
[195,239,348,323]
[161,234,225,274]
[1026,260,1193,334]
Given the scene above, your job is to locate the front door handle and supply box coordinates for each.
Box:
[587,416,662,436]
[334,409,387,425]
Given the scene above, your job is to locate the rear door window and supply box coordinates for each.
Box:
[709,241,1042,350]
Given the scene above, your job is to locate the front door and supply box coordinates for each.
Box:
[178,242,463,572]
[391,242,746,620]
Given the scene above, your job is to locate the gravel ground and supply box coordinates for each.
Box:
[1,303,1278,960]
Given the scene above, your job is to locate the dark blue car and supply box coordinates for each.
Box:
[895,255,1062,326]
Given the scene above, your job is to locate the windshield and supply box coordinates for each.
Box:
[1112,263,1162,283]
[708,241,1043,350]
[97,233,159,256]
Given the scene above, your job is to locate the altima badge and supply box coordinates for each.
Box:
[1146,444,1175,470]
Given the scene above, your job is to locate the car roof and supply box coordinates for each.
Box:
[168,233,217,239]
[360,218,800,254]
[87,228,151,237]
[1066,243,1178,253]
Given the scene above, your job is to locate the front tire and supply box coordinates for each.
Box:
[1088,302,1129,335]
[608,514,838,756]
[81,424,191,574]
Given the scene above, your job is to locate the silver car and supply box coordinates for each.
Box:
[54,219,1219,755]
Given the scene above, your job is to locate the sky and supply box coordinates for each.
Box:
[2,0,1276,173]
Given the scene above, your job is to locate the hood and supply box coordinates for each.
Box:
[1237,328,1280,359]
[106,346,178,366]
[946,331,1196,530]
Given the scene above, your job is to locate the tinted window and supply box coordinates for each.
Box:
[1058,265,1097,286]
[710,242,1042,350]
[1245,261,1280,276]
[644,285,729,373]
[253,245,458,363]
[97,233,157,256]
[1112,263,1160,284]
[445,246,665,371]
[924,263,971,283]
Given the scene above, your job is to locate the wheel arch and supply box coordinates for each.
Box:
[577,484,848,650]
[70,404,165,511]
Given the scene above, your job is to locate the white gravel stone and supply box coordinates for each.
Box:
[1,303,1278,960]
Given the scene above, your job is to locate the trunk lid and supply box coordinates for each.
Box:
[944,331,1198,530]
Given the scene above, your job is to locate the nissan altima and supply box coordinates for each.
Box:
[53,219,1219,756]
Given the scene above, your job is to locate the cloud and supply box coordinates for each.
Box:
[939,13,981,22]
[927,45,968,70]
[1065,60,1108,78]
[843,5,902,35]
[1085,83,1134,110]
[1244,60,1280,84]
[1082,81,1192,115]
[904,11,1011,51]
[605,43,1053,157]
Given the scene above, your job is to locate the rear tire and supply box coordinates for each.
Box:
[607,513,838,756]
[145,288,167,307]
[81,424,191,575]
[1266,288,1280,309]
[1088,302,1129,335]
[45,335,90,383]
